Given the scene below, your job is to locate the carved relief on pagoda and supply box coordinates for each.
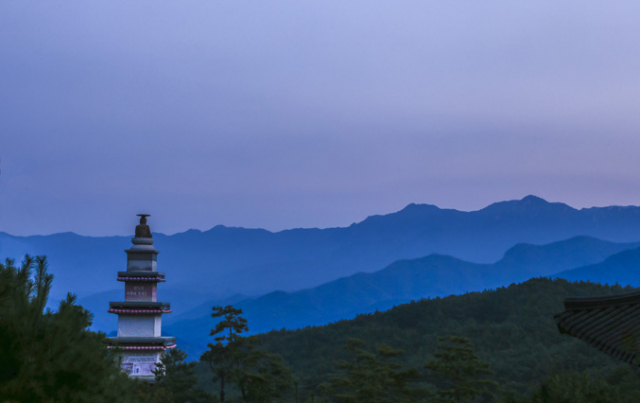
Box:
[125,282,157,302]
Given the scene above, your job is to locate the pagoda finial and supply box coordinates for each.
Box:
[135,214,152,239]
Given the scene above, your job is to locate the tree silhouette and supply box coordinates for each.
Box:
[425,336,497,403]
[201,305,247,402]
[201,305,292,403]
[153,347,216,403]
[323,338,429,403]
[0,256,138,402]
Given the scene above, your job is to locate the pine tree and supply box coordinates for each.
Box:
[322,338,429,403]
[235,346,293,403]
[200,305,292,403]
[153,348,217,403]
[425,336,497,403]
[0,256,139,402]
[201,305,248,402]
[526,370,620,403]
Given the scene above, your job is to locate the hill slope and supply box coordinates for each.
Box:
[166,236,640,358]
[555,246,640,286]
[243,278,639,398]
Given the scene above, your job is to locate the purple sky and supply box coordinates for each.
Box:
[2,1,640,236]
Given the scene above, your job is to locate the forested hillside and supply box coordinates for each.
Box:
[188,278,640,400]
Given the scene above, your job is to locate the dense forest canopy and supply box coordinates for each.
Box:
[233,278,640,401]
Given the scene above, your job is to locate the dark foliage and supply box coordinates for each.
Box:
[425,336,497,402]
[0,256,139,402]
[321,338,430,403]
[248,278,640,400]
[153,348,217,403]
[201,306,293,403]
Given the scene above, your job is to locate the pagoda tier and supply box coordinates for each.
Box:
[107,215,176,381]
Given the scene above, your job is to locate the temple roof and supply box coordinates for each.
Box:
[554,291,640,365]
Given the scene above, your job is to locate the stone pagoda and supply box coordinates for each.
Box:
[107,214,176,381]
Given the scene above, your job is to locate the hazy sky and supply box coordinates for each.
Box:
[2,1,640,236]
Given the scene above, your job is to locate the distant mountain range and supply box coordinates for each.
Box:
[163,236,640,359]
[4,195,640,303]
[554,246,640,286]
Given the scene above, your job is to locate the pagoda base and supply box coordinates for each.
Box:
[107,336,176,380]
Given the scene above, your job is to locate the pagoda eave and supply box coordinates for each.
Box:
[110,301,170,309]
[107,345,177,351]
[117,271,165,279]
[118,276,166,282]
[108,308,172,315]
[125,249,160,255]
[108,336,176,346]
[107,337,177,352]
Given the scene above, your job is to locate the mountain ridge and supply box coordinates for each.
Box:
[7,195,640,238]
[4,195,640,313]
[555,247,640,286]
